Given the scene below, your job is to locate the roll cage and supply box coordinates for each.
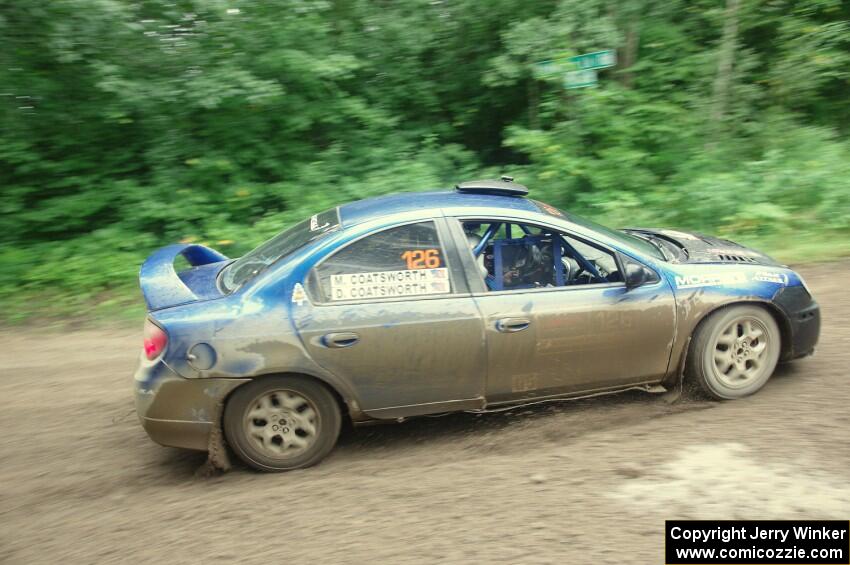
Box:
[467,220,606,291]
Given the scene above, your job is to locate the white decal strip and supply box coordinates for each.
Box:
[674,273,748,289]
[674,271,789,289]
[330,268,450,301]
[752,271,788,285]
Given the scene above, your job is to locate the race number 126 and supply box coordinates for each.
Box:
[401,249,441,269]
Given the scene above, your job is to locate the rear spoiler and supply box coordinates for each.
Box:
[139,244,228,311]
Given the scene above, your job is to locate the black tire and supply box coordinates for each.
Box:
[224,375,341,471]
[686,305,781,400]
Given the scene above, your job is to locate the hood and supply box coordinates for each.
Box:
[624,228,782,266]
[139,244,230,311]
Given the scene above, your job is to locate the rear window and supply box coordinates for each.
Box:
[220,208,340,292]
[311,221,451,302]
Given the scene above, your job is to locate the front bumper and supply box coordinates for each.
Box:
[134,358,248,451]
[773,285,821,360]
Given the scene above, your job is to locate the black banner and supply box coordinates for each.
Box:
[666,520,849,564]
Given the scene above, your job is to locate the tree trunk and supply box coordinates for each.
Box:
[711,0,741,127]
[528,77,540,130]
[620,17,640,88]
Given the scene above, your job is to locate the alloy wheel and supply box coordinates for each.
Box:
[243,389,320,458]
[711,317,771,389]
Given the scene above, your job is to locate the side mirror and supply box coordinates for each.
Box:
[624,262,656,289]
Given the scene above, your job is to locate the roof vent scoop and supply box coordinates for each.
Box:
[455,177,529,197]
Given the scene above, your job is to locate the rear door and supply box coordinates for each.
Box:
[448,217,677,403]
[293,218,487,417]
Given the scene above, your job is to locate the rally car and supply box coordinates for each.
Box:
[135,178,820,471]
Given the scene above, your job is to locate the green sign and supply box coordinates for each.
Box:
[564,69,597,89]
[534,59,565,78]
[535,49,615,88]
[569,49,616,70]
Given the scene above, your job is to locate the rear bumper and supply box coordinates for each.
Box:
[134,358,248,451]
[773,286,821,360]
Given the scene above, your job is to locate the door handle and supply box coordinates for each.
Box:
[495,317,531,333]
[322,332,360,348]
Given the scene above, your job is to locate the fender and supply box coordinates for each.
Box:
[662,296,791,387]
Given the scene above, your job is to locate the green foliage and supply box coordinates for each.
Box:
[1,0,849,321]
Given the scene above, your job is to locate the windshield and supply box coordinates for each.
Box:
[532,200,667,261]
[219,208,340,292]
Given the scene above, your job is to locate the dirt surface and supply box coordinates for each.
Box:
[2,262,849,564]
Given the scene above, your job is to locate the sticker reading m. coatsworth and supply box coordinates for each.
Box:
[330,268,450,301]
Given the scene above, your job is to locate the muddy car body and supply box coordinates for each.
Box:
[135,179,820,470]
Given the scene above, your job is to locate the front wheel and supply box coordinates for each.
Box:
[687,305,781,399]
[224,375,342,471]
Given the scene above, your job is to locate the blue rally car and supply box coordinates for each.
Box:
[135,178,820,471]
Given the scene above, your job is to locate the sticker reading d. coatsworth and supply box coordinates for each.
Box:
[330,268,450,301]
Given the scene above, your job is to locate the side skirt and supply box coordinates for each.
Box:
[357,381,667,423]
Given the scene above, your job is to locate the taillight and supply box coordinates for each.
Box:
[143,319,168,360]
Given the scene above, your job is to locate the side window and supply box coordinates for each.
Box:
[461,220,623,291]
[313,221,452,302]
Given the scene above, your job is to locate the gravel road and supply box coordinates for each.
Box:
[2,262,848,564]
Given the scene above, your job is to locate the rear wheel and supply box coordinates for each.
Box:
[687,305,781,399]
[224,375,341,471]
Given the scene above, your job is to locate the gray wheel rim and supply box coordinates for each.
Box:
[244,389,319,458]
[711,316,771,389]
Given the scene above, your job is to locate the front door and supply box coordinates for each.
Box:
[451,218,676,403]
[474,283,676,402]
[293,219,486,417]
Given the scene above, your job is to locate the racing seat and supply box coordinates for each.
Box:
[488,235,565,290]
